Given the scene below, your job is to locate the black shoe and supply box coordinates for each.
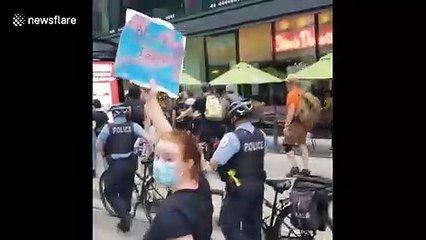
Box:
[286,167,300,177]
[92,170,96,178]
[300,169,311,176]
[117,215,132,233]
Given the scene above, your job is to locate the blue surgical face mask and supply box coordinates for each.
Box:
[153,157,178,187]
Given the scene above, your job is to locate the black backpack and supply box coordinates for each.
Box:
[289,176,332,231]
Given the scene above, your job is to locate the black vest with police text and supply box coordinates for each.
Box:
[218,128,265,179]
[104,122,137,156]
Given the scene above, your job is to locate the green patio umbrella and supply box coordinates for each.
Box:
[209,62,285,86]
[179,72,202,86]
[287,53,333,80]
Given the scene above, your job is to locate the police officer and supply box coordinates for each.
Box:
[207,99,266,240]
[96,103,151,232]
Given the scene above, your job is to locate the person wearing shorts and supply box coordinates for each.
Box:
[283,78,311,177]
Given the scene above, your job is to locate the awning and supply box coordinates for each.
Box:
[180,72,202,86]
[287,53,333,80]
[209,62,285,86]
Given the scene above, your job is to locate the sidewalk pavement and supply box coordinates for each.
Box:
[265,135,332,158]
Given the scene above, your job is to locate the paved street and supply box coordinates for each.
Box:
[93,139,332,240]
[93,208,150,240]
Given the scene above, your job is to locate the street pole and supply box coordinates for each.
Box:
[273,104,279,153]
[269,83,279,153]
[271,19,281,153]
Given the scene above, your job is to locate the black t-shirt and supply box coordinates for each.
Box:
[92,110,109,136]
[143,175,213,240]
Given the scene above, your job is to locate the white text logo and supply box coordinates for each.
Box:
[13,14,77,27]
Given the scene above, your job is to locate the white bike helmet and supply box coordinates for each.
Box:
[228,98,253,118]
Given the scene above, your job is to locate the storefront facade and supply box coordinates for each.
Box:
[183,7,333,104]
[93,0,333,104]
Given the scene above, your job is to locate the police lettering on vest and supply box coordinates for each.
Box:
[112,126,132,134]
[104,122,138,156]
[243,141,264,152]
[218,128,265,180]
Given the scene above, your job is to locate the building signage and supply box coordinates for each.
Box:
[275,24,332,52]
[93,61,115,82]
[209,0,242,9]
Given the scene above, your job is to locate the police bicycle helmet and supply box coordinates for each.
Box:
[228,98,253,118]
[109,103,129,118]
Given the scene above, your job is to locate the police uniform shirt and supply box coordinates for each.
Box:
[97,116,150,159]
[212,121,267,166]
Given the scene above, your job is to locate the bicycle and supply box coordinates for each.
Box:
[99,140,171,223]
[262,176,333,240]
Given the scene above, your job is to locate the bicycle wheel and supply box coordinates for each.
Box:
[273,205,332,240]
[273,205,314,240]
[98,170,118,217]
[141,179,169,223]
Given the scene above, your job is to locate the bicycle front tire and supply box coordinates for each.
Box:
[273,206,333,240]
[98,170,119,217]
[141,180,169,223]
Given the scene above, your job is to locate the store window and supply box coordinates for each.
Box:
[239,24,274,103]
[239,23,273,63]
[206,33,237,81]
[93,0,124,36]
[93,0,111,35]
[183,37,206,83]
[318,10,333,56]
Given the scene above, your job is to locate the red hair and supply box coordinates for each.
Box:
[159,130,202,180]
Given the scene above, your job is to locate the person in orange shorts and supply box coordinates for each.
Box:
[283,78,310,177]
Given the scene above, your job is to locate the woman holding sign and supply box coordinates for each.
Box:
[142,81,213,240]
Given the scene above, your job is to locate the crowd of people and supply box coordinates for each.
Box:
[92,78,329,239]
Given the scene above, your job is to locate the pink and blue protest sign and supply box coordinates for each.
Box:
[115,10,186,98]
